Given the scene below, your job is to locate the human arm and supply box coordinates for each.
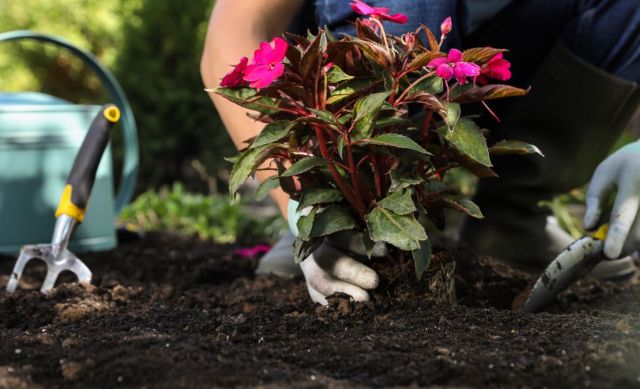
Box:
[200,0,305,218]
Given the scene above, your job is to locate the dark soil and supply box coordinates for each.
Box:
[0,232,639,389]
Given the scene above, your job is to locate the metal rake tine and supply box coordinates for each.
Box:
[39,267,60,294]
[7,249,38,293]
[40,251,92,293]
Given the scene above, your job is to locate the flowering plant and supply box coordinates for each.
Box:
[216,3,540,278]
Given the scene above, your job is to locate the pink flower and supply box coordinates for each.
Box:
[220,57,249,87]
[477,53,512,85]
[428,49,480,84]
[350,0,409,24]
[243,37,288,89]
[234,244,271,258]
[440,17,452,37]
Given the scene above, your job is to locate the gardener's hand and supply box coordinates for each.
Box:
[288,200,383,305]
[300,241,380,305]
[584,141,640,259]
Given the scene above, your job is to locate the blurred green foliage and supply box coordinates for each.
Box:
[0,0,135,101]
[119,183,285,244]
[114,0,234,189]
[0,0,234,192]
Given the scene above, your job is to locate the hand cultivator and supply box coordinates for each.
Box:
[523,224,612,312]
[7,105,120,293]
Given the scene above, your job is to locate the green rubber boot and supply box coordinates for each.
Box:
[462,42,640,278]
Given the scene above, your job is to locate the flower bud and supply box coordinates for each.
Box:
[440,16,452,37]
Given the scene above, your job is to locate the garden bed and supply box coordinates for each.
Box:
[0,232,639,388]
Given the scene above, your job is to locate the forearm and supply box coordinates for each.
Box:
[200,0,304,218]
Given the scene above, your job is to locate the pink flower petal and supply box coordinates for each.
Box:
[382,12,409,24]
[481,53,512,81]
[220,57,249,87]
[272,37,288,62]
[244,63,284,89]
[253,42,271,64]
[234,244,271,258]
[350,0,406,24]
[436,63,454,80]
[457,61,481,77]
[351,0,379,15]
[448,48,463,63]
[428,57,448,68]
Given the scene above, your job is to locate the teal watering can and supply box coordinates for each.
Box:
[0,31,139,254]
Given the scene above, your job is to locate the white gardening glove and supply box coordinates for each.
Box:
[288,200,383,305]
[584,141,640,259]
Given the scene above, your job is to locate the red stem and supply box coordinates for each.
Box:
[314,124,365,218]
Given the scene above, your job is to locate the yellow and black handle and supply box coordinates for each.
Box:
[55,104,120,223]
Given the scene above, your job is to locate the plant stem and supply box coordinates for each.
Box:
[314,124,365,218]
[421,109,433,140]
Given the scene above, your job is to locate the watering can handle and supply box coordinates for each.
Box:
[0,30,139,216]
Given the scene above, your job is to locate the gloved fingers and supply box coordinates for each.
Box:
[309,278,370,302]
[584,161,618,230]
[604,174,640,259]
[584,196,605,231]
[314,244,379,289]
[306,284,328,305]
[300,252,372,303]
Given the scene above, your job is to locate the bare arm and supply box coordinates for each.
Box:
[200,0,305,218]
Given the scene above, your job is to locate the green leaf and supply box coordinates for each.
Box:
[251,121,291,148]
[352,91,391,139]
[326,78,374,105]
[338,114,352,125]
[281,157,328,177]
[452,84,529,103]
[353,39,391,67]
[457,154,499,178]
[362,232,376,260]
[310,206,357,238]
[462,47,507,64]
[412,239,432,279]
[337,137,346,159]
[297,207,318,240]
[355,18,383,43]
[409,76,443,95]
[229,145,273,195]
[294,237,322,263]
[389,171,424,192]
[366,207,427,251]
[408,52,445,70]
[254,177,280,201]
[445,102,461,130]
[439,119,492,167]
[377,190,416,215]
[216,87,278,114]
[489,140,544,157]
[298,188,343,211]
[301,32,326,78]
[327,65,354,83]
[441,196,484,218]
[374,115,413,130]
[309,109,340,129]
[361,134,431,155]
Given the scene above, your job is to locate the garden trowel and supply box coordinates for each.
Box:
[522,224,609,313]
[6,104,120,293]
